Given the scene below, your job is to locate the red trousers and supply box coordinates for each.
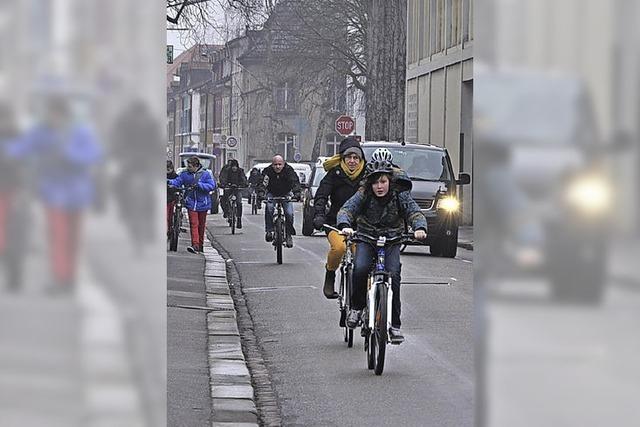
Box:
[167,201,176,233]
[47,208,81,285]
[187,210,207,249]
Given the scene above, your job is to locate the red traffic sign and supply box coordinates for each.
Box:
[335,115,355,136]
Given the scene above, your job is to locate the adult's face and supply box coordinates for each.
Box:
[272,157,285,174]
[187,162,198,173]
[343,153,361,172]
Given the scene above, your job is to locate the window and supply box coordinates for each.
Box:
[276,133,296,161]
[448,0,462,48]
[275,82,296,112]
[181,95,192,134]
[325,135,341,156]
[430,0,445,55]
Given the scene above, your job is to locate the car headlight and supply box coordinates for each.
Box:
[437,196,460,212]
[565,175,611,215]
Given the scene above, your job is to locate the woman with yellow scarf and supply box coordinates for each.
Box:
[313,137,366,298]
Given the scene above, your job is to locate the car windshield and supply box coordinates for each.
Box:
[362,147,451,181]
[312,167,327,186]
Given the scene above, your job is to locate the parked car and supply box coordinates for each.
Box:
[177,152,220,214]
[361,142,471,258]
[302,157,329,236]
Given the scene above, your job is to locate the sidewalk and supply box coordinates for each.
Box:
[458,225,474,250]
[167,221,258,426]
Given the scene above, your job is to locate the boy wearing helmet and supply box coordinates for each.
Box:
[336,149,427,343]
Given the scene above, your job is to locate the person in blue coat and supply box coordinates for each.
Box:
[5,93,102,293]
[167,156,216,253]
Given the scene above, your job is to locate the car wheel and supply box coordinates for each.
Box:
[431,228,458,258]
[548,236,605,304]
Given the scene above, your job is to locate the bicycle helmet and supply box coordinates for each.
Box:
[364,147,394,176]
[370,147,393,164]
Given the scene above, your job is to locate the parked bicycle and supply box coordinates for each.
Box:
[352,231,415,375]
[324,224,355,347]
[224,184,246,234]
[168,187,186,251]
[264,196,292,264]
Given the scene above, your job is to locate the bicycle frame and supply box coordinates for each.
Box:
[366,237,393,334]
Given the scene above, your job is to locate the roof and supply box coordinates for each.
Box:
[166,44,224,87]
[361,141,445,151]
[178,152,216,159]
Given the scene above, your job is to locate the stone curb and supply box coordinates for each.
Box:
[203,239,259,427]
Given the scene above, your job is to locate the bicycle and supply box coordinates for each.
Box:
[249,187,259,215]
[324,224,355,348]
[264,196,292,264]
[224,184,246,235]
[168,187,186,252]
[351,231,415,375]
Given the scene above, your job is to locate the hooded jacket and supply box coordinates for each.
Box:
[167,167,217,212]
[336,169,427,239]
[313,137,367,226]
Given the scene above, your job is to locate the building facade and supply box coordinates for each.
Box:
[406,0,474,224]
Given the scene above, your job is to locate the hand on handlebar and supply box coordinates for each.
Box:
[414,229,427,240]
[341,227,355,236]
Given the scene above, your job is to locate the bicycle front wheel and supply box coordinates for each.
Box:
[274,217,283,264]
[230,202,236,234]
[169,209,180,251]
[373,287,388,375]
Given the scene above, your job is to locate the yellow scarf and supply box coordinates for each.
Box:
[323,155,364,180]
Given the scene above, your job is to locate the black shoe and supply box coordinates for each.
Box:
[223,212,227,219]
[265,231,273,242]
[323,269,338,299]
[389,327,404,344]
[285,234,293,248]
[346,309,361,329]
[236,218,242,229]
[187,246,197,254]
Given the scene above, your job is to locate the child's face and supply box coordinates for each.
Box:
[371,174,390,197]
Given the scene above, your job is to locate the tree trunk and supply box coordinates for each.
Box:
[365,0,407,141]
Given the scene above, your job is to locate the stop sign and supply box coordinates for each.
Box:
[335,115,355,136]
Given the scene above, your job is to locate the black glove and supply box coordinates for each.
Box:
[313,216,326,231]
[293,192,302,202]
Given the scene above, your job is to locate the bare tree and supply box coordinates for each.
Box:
[365,0,406,141]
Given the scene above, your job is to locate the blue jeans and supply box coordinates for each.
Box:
[352,242,402,328]
[264,193,295,235]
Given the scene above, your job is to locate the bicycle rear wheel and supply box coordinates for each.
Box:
[373,287,388,375]
[274,217,283,264]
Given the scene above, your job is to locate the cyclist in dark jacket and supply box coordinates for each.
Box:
[167,156,216,254]
[257,155,301,248]
[219,159,248,228]
[313,136,367,299]
[337,158,427,344]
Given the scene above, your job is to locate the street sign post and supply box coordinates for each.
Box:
[335,115,355,136]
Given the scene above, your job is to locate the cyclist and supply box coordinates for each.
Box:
[167,156,217,254]
[219,159,248,229]
[218,159,235,218]
[167,160,179,235]
[336,152,427,344]
[312,136,367,299]
[247,167,262,207]
[257,155,302,248]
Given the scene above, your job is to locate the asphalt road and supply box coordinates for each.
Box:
[208,201,474,427]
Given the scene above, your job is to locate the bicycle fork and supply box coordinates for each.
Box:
[367,279,393,335]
